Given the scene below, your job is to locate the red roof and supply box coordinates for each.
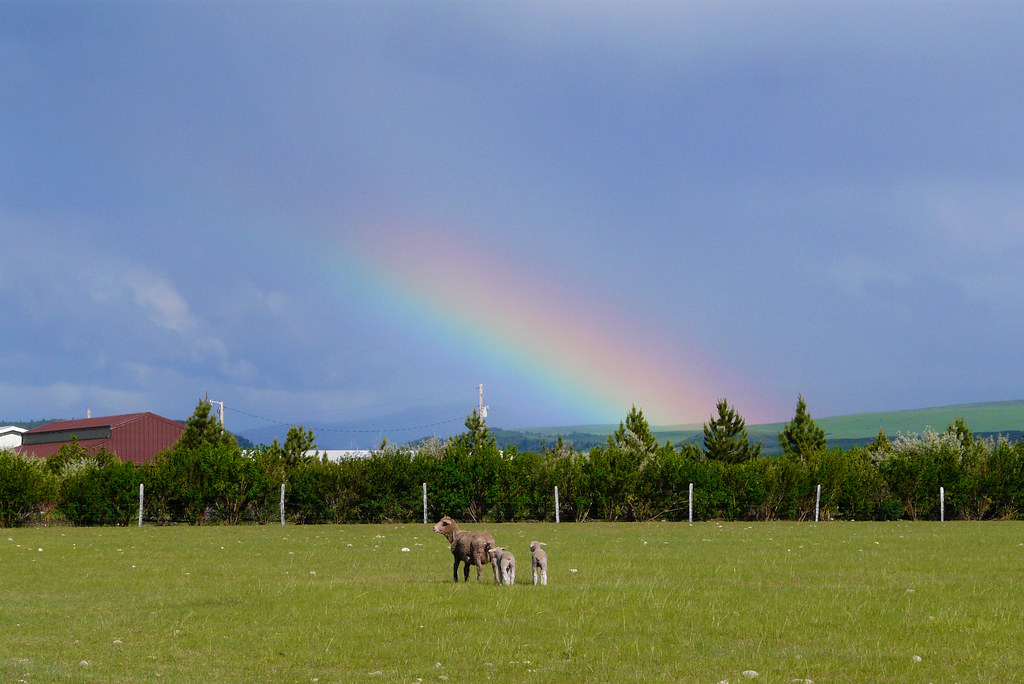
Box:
[17,412,185,464]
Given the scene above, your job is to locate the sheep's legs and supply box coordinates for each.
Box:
[463,562,471,582]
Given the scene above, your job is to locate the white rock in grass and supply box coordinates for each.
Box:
[401,547,411,552]
[742,671,759,678]
[912,655,922,663]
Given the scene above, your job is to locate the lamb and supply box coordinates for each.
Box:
[432,516,499,583]
[529,541,548,586]
[486,545,516,586]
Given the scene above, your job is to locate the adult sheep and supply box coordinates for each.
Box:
[432,516,498,583]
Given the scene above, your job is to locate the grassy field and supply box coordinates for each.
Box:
[3,521,1023,682]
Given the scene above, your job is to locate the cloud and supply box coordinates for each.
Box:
[0,381,145,419]
[124,270,196,336]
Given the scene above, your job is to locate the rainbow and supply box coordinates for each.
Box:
[328,221,762,426]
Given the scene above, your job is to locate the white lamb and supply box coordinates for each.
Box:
[486,545,516,586]
[529,541,547,586]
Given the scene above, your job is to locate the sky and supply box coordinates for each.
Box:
[2,1,1023,444]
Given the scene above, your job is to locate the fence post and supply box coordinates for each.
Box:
[280,483,285,526]
[423,483,428,524]
[815,484,822,522]
[138,483,144,528]
[688,482,694,523]
[554,486,560,523]
[940,486,945,522]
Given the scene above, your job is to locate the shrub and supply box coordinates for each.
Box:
[0,450,57,527]
[60,456,140,526]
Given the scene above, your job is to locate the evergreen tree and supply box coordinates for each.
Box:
[454,409,495,453]
[610,405,657,453]
[944,417,974,448]
[178,399,237,451]
[283,425,317,466]
[868,428,891,458]
[702,398,761,463]
[778,394,826,462]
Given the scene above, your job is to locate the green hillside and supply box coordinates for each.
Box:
[500,400,1024,454]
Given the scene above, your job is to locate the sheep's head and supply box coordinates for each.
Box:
[433,516,456,534]
[529,541,546,552]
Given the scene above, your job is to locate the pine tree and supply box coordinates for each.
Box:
[179,399,237,451]
[610,405,657,453]
[283,425,317,466]
[869,428,891,456]
[944,417,974,448]
[778,394,826,462]
[455,409,495,453]
[702,398,761,463]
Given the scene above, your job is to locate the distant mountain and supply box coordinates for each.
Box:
[237,408,469,450]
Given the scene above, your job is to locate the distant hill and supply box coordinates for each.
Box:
[1,419,65,430]
[497,400,1024,455]
[10,400,1021,454]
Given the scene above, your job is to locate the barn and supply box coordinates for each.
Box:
[17,412,185,465]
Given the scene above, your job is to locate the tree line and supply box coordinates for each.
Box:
[2,397,1024,527]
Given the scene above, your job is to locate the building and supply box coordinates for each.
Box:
[1,425,27,450]
[17,413,185,465]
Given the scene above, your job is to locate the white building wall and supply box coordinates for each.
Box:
[0,426,27,450]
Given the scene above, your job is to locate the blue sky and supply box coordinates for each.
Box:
[2,1,1023,443]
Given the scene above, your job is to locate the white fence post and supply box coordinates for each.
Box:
[815,484,822,522]
[138,483,144,527]
[940,486,945,522]
[280,483,286,526]
[423,483,428,524]
[688,483,694,523]
[554,486,560,523]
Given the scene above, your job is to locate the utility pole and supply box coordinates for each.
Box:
[210,400,225,427]
[478,384,488,420]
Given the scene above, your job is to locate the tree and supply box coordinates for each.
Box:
[778,394,826,462]
[610,405,657,454]
[282,425,317,467]
[703,399,761,464]
[454,409,495,453]
[944,417,974,448]
[179,399,237,451]
[869,428,892,458]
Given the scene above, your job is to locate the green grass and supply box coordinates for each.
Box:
[3,522,1023,682]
